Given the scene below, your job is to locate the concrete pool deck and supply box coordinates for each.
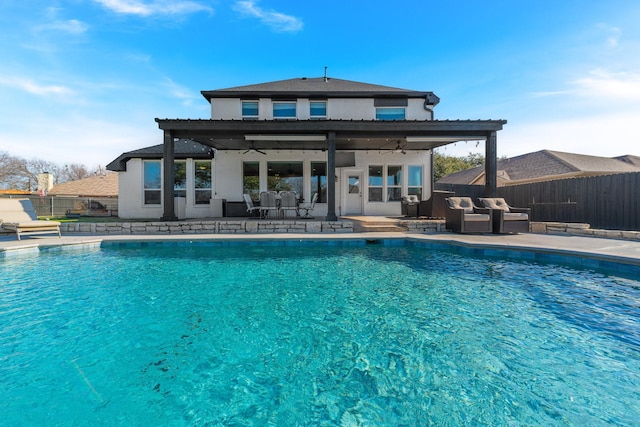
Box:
[2,230,640,267]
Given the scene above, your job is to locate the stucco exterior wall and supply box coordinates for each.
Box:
[117,149,431,220]
[209,97,432,121]
[118,158,216,220]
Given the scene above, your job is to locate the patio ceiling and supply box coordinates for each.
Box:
[155,119,507,152]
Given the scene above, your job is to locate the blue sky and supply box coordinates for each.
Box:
[1,1,639,168]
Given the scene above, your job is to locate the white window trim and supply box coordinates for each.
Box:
[242,100,259,120]
[309,101,327,119]
[375,107,406,121]
[273,101,297,119]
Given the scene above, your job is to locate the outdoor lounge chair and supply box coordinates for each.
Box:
[298,193,318,218]
[243,193,261,217]
[444,196,493,233]
[259,191,279,219]
[0,198,61,240]
[279,191,299,218]
[478,197,530,234]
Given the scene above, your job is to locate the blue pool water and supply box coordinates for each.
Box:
[1,239,639,426]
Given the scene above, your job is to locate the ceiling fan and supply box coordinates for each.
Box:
[382,141,406,155]
[242,143,267,155]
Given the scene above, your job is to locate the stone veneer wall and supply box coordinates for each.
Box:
[60,220,354,235]
[397,220,445,233]
[530,222,640,241]
[17,220,639,241]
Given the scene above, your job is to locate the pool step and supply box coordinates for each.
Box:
[351,220,408,233]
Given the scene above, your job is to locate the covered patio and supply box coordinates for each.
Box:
[155,118,507,221]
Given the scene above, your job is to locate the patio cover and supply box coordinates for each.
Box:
[155,118,507,221]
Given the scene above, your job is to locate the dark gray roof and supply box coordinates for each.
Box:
[438,166,485,185]
[201,77,439,104]
[438,149,640,185]
[107,140,213,172]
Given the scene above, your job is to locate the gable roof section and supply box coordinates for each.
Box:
[201,77,439,104]
[438,166,485,185]
[107,140,214,172]
[438,149,640,185]
[615,154,640,167]
[549,150,640,173]
[48,173,119,197]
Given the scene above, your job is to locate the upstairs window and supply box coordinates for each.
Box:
[242,101,259,119]
[376,107,406,120]
[310,101,327,119]
[273,102,296,119]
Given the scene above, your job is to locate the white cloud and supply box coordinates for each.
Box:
[596,23,622,48]
[570,69,640,101]
[38,19,89,34]
[0,76,73,96]
[528,69,640,104]
[94,0,212,17]
[233,0,303,32]
[161,78,199,106]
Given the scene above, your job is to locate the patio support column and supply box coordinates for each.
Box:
[326,131,338,221]
[161,130,178,221]
[484,131,498,197]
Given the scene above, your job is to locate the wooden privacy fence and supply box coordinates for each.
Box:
[436,172,640,231]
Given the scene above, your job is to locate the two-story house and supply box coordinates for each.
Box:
[107,77,506,220]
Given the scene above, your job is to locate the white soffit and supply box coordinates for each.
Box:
[405,136,484,143]
[245,134,327,141]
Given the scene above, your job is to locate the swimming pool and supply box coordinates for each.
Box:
[1,239,639,425]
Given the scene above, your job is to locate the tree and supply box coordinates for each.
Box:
[0,151,29,190]
[1,150,104,191]
[25,159,64,186]
[433,152,485,182]
[61,163,93,182]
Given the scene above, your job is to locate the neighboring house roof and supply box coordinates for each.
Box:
[0,190,31,195]
[201,77,440,104]
[48,173,119,197]
[615,154,640,167]
[438,150,640,186]
[107,140,214,172]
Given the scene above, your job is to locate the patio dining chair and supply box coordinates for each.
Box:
[279,191,299,218]
[298,193,318,219]
[243,193,261,218]
[259,191,279,219]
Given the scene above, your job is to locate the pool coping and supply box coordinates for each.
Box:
[3,232,640,268]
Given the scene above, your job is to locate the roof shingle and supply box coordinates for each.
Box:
[48,173,118,197]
